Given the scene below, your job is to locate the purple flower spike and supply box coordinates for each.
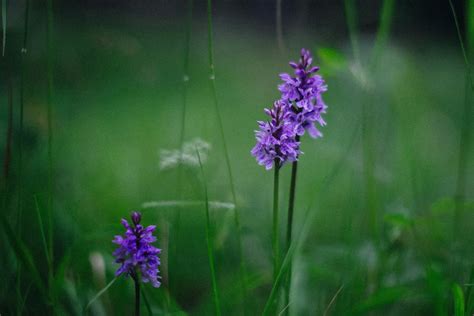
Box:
[251,100,300,170]
[113,212,161,288]
[278,48,328,138]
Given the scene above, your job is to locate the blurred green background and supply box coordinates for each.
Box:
[1,0,473,315]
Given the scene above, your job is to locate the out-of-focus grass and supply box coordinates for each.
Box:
[0,3,473,315]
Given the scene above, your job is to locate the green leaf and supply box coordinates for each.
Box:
[452,283,465,316]
[352,286,410,314]
[34,195,51,265]
[384,213,414,227]
[430,197,456,215]
[466,266,474,315]
[317,47,347,75]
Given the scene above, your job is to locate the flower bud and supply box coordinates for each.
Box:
[131,211,141,226]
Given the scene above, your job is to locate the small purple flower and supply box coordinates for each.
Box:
[251,100,300,170]
[278,48,328,138]
[113,212,161,288]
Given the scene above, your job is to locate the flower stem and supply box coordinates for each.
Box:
[46,0,55,308]
[134,274,141,316]
[273,159,280,282]
[197,149,222,316]
[284,150,298,313]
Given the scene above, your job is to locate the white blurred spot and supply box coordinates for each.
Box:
[89,252,106,283]
[159,138,211,170]
[142,200,235,211]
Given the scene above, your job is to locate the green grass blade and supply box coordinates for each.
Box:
[46,0,55,307]
[447,0,474,237]
[0,215,48,299]
[323,284,344,316]
[276,0,285,51]
[172,0,194,300]
[370,0,396,69]
[3,76,12,183]
[466,266,474,314]
[34,195,51,265]
[448,0,472,87]
[343,0,360,63]
[196,149,222,316]
[142,287,153,316]
[452,283,465,316]
[352,286,410,314]
[85,277,117,310]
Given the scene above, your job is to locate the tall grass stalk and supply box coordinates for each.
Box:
[344,0,395,239]
[34,195,51,265]
[206,0,247,311]
[370,0,395,68]
[171,0,194,299]
[276,0,285,52]
[1,0,5,56]
[17,0,29,253]
[447,0,473,235]
[3,76,12,182]
[46,0,55,308]
[15,2,29,312]
[0,214,48,300]
[343,0,361,65]
[196,149,221,316]
[85,277,117,310]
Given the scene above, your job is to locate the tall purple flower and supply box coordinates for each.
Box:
[113,211,161,288]
[278,48,328,138]
[251,100,300,170]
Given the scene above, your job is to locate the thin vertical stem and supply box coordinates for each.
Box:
[17,0,29,237]
[273,159,280,282]
[46,0,54,307]
[15,2,29,313]
[343,0,361,64]
[197,149,222,316]
[3,76,12,184]
[448,0,473,234]
[134,275,141,316]
[2,0,6,57]
[171,0,194,300]
[276,0,285,52]
[284,137,299,314]
[206,0,247,311]
[370,0,395,69]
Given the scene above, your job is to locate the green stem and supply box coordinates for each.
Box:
[206,0,247,311]
[17,0,29,237]
[448,0,474,235]
[134,274,141,316]
[273,159,280,282]
[2,0,6,57]
[276,0,284,52]
[197,150,222,316]
[15,3,29,313]
[284,144,299,314]
[171,0,194,301]
[46,0,54,308]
